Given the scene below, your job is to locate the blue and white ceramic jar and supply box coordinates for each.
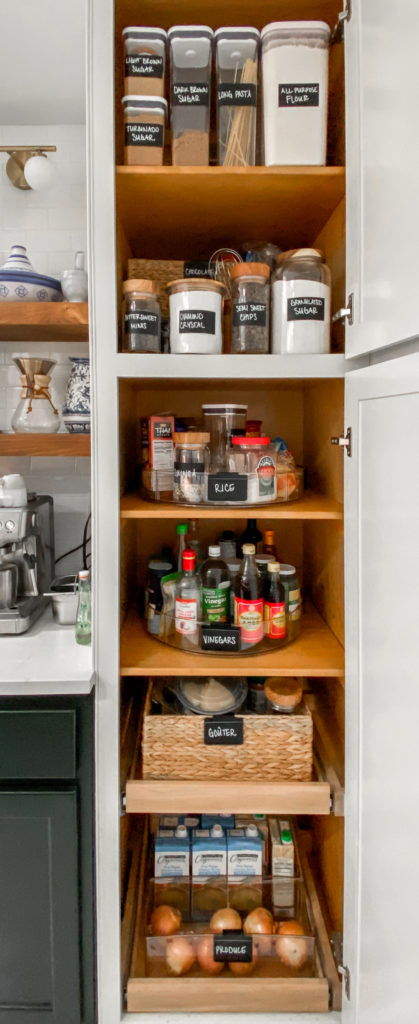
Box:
[62,357,90,434]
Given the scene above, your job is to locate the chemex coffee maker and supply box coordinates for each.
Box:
[0,474,55,634]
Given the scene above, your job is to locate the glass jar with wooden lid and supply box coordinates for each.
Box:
[167,278,225,354]
[230,262,270,353]
[122,278,161,353]
[173,432,210,503]
[264,677,303,714]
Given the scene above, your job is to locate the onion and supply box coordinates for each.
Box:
[243,907,274,935]
[150,904,182,937]
[229,945,258,976]
[276,920,309,969]
[165,935,196,976]
[210,907,242,933]
[197,935,225,975]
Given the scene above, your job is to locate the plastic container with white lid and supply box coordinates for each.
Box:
[202,403,248,471]
[122,27,167,97]
[168,26,214,166]
[271,248,331,353]
[175,676,247,716]
[215,28,260,167]
[122,95,167,165]
[261,20,331,166]
[167,278,225,354]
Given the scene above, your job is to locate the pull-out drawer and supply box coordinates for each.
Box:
[0,709,76,780]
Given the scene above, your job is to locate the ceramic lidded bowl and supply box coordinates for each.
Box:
[0,245,62,302]
[62,357,91,434]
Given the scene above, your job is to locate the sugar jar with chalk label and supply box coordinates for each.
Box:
[272,249,331,354]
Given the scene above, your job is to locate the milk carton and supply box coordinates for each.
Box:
[192,825,227,877]
[154,825,190,878]
[270,818,295,909]
[235,814,269,869]
[201,814,235,830]
[227,825,263,879]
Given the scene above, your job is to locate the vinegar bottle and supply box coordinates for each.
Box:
[75,570,91,645]
[200,544,231,623]
[175,549,200,640]
[263,529,278,561]
[234,543,263,647]
[264,561,287,639]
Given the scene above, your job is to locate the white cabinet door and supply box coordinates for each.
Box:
[345,0,419,358]
[343,353,419,1023]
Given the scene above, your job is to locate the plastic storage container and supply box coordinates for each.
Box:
[122,95,167,165]
[229,437,277,502]
[122,27,167,97]
[175,677,247,716]
[215,28,259,166]
[168,278,225,354]
[202,403,248,471]
[122,278,161,352]
[271,248,331,353]
[230,262,270,353]
[168,26,213,166]
[173,432,210,503]
[261,21,330,166]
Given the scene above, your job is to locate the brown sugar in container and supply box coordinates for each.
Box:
[122,27,167,98]
[122,95,167,166]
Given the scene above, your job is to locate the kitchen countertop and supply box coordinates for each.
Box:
[0,606,94,695]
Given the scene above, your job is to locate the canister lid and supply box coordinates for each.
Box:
[279,563,296,576]
[231,435,270,445]
[208,545,221,557]
[214,27,260,41]
[167,277,225,294]
[121,95,168,117]
[261,21,331,42]
[287,247,323,261]
[230,261,270,279]
[122,27,168,43]
[174,432,210,443]
[168,25,214,40]
[242,543,255,554]
[264,677,303,710]
[267,561,281,573]
[202,404,247,413]
[123,278,160,295]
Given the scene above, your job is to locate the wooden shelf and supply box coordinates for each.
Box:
[0,433,91,456]
[116,166,345,255]
[120,491,343,521]
[120,602,344,678]
[126,776,331,816]
[0,302,88,341]
[116,0,342,35]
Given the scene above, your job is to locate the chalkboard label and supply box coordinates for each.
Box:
[233,302,267,327]
[201,625,241,653]
[125,54,164,78]
[125,122,163,147]
[184,260,212,278]
[124,311,159,336]
[278,83,319,107]
[287,297,325,321]
[214,932,253,962]
[208,473,248,503]
[172,83,210,106]
[179,309,215,334]
[204,716,243,745]
[217,83,257,107]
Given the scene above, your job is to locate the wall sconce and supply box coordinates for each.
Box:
[0,146,56,192]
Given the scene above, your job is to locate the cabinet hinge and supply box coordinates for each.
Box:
[332,292,354,326]
[120,792,126,817]
[338,963,351,1000]
[330,933,351,1001]
[331,427,352,457]
[332,0,352,43]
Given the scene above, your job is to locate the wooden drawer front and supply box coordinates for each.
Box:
[127,975,330,1013]
[0,710,76,780]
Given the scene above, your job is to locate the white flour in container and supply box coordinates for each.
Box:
[262,32,329,165]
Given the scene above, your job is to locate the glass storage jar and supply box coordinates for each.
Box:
[168,26,213,166]
[167,278,225,354]
[122,27,167,97]
[122,279,161,352]
[173,432,210,503]
[261,21,331,166]
[230,262,270,353]
[215,28,259,166]
[271,248,331,354]
[122,95,167,165]
[11,358,60,433]
[202,403,248,471]
[229,436,277,502]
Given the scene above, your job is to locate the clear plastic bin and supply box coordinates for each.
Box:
[215,28,260,166]
[122,95,167,165]
[168,26,213,166]
[122,27,167,97]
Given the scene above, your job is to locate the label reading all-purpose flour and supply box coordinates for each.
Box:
[287,297,325,321]
[179,310,216,334]
[172,83,210,106]
[278,83,319,107]
[125,54,164,78]
[233,303,267,327]
[217,84,257,107]
[125,122,163,147]
[124,312,159,335]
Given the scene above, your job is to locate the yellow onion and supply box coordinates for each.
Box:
[229,945,258,976]
[209,907,242,933]
[150,904,182,937]
[276,920,309,969]
[197,935,225,975]
[165,935,196,976]
[243,907,274,935]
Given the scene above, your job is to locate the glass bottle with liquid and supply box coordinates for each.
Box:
[200,545,231,623]
[239,518,262,555]
[75,569,91,645]
[175,549,200,639]
[234,543,263,646]
[175,522,189,571]
[264,561,287,639]
[262,529,278,560]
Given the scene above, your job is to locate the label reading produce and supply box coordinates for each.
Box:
[264,600,287,639]
[257,455,276,498]
[235,597,264,644]
[172,83,210,106]
[233,302,267,327]
[202,582,230,623]
[201,624,241,652]
[184,260,212,278]
[217,83,257,107]
[124,311,159,336]
[204,716,243,745]
[287,297,325,321]
[278,83,320,107]
[179,310,216,334]
[125,54,164,78]
[214,933,253,962]
[207,473,248,503]
[125,122,163,147]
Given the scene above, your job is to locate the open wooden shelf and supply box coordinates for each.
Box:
[120,491,343,521]
[0,433,91,456]
[116,0,342,35]
[0,302,89,342]
[126,776,331,816]
[120,601,344,678]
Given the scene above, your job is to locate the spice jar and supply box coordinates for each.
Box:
[271,248,331,354]
[280,564,301,640]
[122,279,161,353]
[173,432,210,504]
[122,27,167,97]
[202,403,248,471]
[122,95,167,165]
[167,279,225,354]
[168,26,213,166]
[264,677,303,714]
[229,436,277,503]
[230,262,270,353]
[215,28,259,167]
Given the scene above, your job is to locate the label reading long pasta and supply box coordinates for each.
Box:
[217,83,257,107]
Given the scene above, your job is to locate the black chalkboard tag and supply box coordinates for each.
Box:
[201,624,241,653]
[184,260,212,278]
[204,715,244,746]
[213,931,253,962]
[207,473,248,503]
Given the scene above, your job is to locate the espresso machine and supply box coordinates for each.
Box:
[0,475,55,634]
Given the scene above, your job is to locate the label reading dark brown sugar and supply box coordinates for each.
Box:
[204,715,243,744]
[125,54,164,78]
[233,302,267,327]
[125,122,163,147]
[287,297,325,321]
[214,933,253,962]
[172,83,210,106]
[179,309,215,334]
[124,312,159,336]
[184,260,212,279]
[201,625,241,653]
[207,473,248,503]
[217,83,257,107]
[278,83,320,107]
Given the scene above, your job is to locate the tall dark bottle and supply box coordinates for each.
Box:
[264,561,287,639]
[200,545,231,623]
[239,518,262,556]
[234,543,263,646]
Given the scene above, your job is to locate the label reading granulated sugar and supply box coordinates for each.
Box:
[278,83,319,107]
[172,83,210,106]
[124,312,159,336]
[233,302,267,327]
[125,122,163,147]
[125,54,164,78]
[217,83,257,107]
[179,310,216,334]
[287,297,325,321]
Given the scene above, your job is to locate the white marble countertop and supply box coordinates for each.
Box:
[0,606,94,695]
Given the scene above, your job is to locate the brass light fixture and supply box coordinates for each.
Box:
[0,145,56,190]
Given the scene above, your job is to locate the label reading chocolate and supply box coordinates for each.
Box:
[125,54,164,78]
[201,625,240,653]
[125,122,163,147]
[184,260,212,278]
[287,297,325,321]
[214,933,253,962]
[172,83,210,106]
[207,473,248,503]
[278,83,320,107]
[233,302,267,327]
[204,715,243,744]
[179,310,215,334]
[124,312,159,336]
[217,83,257,107]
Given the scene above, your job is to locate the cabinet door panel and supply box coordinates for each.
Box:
[344,354,419,1023]
[345,1,419,357]
[0,790,80,1024]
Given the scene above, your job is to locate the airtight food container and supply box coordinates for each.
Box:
[271,248,331,353]
[175,677,248,716]
[168,26,214,166]
[122,27,167,97]
[202,403,248,471]
[215,28,260,166]
[122,95,167,165]
[167,278,225,354]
